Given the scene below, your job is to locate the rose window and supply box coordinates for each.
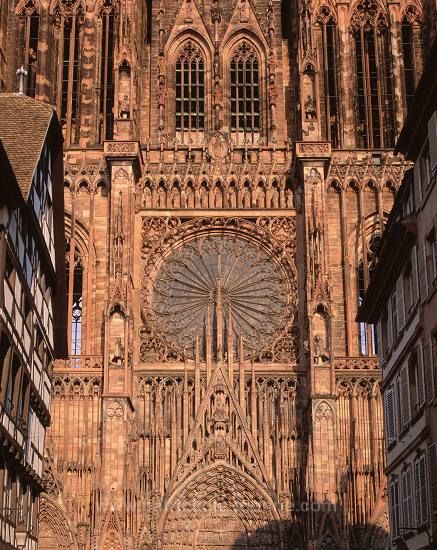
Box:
[151,234,291,356]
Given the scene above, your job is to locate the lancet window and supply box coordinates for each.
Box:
[230,41,260,140]
[66,242,83,355]
[52,0,84,145]
[316,8,340,147]
[351,1,395,149]
[400,7,423,108]
[358,233,381,354]
[98,0,116,141]
[175,41,205,135]
[16,0,39,97]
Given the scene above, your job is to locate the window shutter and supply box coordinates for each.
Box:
[418,242,428,300]
[376,320,383,362]
[387,302,393,350]
[385,388,396,444]
[401,468,413,530]
[391,292,398,343]
[389,480,400,540]
[413,160,422,209]
[428,111,437,172]
[399,365,410,427]
[415,454,428,526]
[422,339,432,404]
[428,442,437,515]
[416,340,426,408]
[411,246,419,306]
[396,276,405,331]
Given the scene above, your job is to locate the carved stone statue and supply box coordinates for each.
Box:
[119,95,130,119]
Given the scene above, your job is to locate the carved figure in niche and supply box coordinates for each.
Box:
[199,185,208,208]
[304,94,316,120]
[268,50,276,77]
[213,51,220,78]
[157,185,166,207]
[110,337,124,366]
[294,186,303,212]
[213,185,223,208]
[227,185,237,208]
[213,82,222,107]
[242,186,251,208]
[143,184,152,208]
[268,81,278,105]
[270,185,279,207]
[157,54,166,78]
[186,185,195,208]
[185,0,193,20]
[256,185,266,208]
[157,80,166,106]
[210,391,229,439]
[171,185,181,208]
[238,0,249,21]
[285,187,293,208]
[313,309,330,364]
[118,61,131,118]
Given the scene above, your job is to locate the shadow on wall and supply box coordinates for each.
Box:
[229,518,390,549]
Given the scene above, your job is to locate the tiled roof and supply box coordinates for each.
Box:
[0,94,56,200]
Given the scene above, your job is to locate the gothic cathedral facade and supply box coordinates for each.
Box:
[0,0,435,547]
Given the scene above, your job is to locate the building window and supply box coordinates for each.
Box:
[425,229,437,286]
[53,0,84,145]
[98,3,116,141]
[16,0,39,97]
[408,344,425,414]
[351,1,395,148]
[175,41,205,136]
[385,387,396,445]
[414,453,428,526]
[230,41,260,140]
[66,243,83,354]
[316,8,340,147]
[401,467,414,532]
[400,7,423,108]
[389,479,400,539]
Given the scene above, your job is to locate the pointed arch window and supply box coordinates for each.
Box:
[316,8,340,147]
[53,0,84,145]
[400,7,423,109]
[66,242,83,354]
[98,1,116,141]
[175,41,205,135]
[358,233,381,355]
[351,1,395,149]
[16,0,39,97]
[230,41,260,140]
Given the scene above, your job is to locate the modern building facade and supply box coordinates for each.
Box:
[1,0,436,548]
[0,95,66,549]
[359,38,437,550]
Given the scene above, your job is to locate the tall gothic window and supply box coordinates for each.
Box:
[351,1,395,149]
[358,233,381,355]
[175,41,205,136]
[66,242,83,355]
[400,7,423,109]
[53,0,84,145]
[98,2,116,141]
[16,0,39,97]
[230,41,260,141]
[316,8,340,147]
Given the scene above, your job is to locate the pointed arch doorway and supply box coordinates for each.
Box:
[158,463,282,549]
